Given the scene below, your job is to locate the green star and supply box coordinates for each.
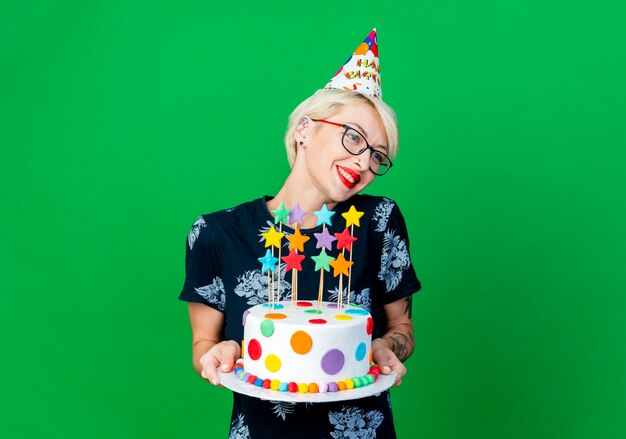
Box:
[271,202,291,225]
[311,248,335,272]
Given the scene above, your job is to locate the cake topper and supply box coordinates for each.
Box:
[313,227,337,250]
[258,249,279,273]
[288,203,307,226]
[341,205,364,309]
[285,205,310,308]
[270,203,291,308]
[282,249,306,272]
[334,227,358,252]
[271,202,291,225]
[314,204,335,227]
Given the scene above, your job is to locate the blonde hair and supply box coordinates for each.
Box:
[284,89,399,167]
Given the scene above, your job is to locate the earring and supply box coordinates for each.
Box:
[299,141,303,145]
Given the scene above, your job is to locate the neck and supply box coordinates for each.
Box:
[267,162,338,229]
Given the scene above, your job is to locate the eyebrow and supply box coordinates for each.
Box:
[347,121,388,152]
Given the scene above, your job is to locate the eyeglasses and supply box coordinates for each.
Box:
[311,119,393,176]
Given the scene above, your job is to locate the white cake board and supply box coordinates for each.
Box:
[217,370,397,403]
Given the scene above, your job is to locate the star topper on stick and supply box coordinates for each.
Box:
[289,203,307,226]
[342,205,365,227]
[262,226,284,248]
[271,202,291,225]
[314,204,335,227]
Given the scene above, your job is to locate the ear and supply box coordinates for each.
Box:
[294,116,312,145]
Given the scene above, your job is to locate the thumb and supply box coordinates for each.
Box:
[378,362,392,375]
[220,360,234,372]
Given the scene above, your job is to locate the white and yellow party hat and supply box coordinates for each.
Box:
[324,28,382,99]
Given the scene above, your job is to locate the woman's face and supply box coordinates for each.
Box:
[301,102,389,204]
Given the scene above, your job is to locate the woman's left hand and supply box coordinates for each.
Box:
[371,338,406,386]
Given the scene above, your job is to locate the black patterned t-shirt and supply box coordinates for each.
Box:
[179,194,421,439]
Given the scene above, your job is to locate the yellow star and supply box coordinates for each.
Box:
[328,252,354,277]
[342,205,365,228]
[262,226,284,248]
[286,227,310,252]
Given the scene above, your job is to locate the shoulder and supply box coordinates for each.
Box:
[186,198,262,250]
[349,194,400,224]
[199,198,260,224]
[350,194,397,211]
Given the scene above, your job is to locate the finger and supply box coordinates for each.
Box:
[200,354,222,386]
[390,364,406,386]
[220,361,234,373]
[203,363,221,386]
[220,343,241,372]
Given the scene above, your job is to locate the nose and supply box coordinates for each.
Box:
[353,149,371,171]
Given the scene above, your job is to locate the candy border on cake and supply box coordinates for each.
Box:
[232,361,382,394]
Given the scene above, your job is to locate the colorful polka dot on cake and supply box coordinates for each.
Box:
[321,349,345,375]
[265,354,281,372]
[355,342,367,361]
[262,303,284,309]
[334,314,352,321]
[290,330,313,354]
[346,308,368,316]
[260,319,274,337]
[264,313,287,320]
[247,339,262,360]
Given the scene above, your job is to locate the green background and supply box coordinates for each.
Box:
[2,1,625,437]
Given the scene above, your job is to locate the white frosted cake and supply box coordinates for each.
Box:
[235,300,381,393]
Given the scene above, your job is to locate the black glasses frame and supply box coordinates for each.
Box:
[311,119,393,176]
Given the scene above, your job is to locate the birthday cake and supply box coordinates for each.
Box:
[231,201,383,393]
[236,301,380,393]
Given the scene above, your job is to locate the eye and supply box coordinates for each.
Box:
[345,129,363,145]
[371,150,385,164]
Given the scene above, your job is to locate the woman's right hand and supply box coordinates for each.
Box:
[199,340,241,386]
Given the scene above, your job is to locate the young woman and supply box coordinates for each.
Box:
[180,86,421,438]
[180,29,420,439]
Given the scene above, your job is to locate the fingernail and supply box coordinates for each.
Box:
[221,364,230,372]
[211,378,219,386]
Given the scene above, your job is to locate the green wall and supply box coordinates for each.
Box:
[2,1,625,437]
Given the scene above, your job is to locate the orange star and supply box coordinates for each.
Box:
[286,227,310,252]
[328,252,354,277]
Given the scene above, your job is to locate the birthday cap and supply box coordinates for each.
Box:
[324,28,382,100]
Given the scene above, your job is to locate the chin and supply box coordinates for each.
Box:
[328,185,364,203]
